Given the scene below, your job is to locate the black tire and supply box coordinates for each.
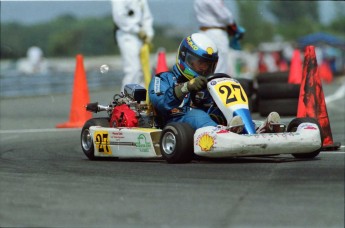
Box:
[258,83,300,99]
[81,117,110,160]
[259,98,298,116]
[287,117,323,159]
[256,71,289,84]
[160,122,195,163]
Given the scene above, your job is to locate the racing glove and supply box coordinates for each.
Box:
[227,23,245,40]
[174,76,207,100]
[227,23,238,36]
[139,29,152,44]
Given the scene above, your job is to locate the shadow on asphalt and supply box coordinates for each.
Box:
[81,155,321,164]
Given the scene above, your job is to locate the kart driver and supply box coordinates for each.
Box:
[148,33,280,132]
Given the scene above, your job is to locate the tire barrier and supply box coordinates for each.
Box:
[256,71,299,116]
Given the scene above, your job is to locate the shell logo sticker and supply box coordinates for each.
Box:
[197,133,215,151]
[206,47,214,55]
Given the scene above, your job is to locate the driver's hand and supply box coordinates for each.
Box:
[139,29,147,41]
[187,76,207,92]
[174,76,207,100]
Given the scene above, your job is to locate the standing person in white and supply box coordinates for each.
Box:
[194,0,244,75]
[111,0,154,91]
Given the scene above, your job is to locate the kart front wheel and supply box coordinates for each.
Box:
[160,122,195,163]
[287,117,323,159]
[81,117,109,160]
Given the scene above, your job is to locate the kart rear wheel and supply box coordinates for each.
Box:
[160,122,195,163]
[81,117,110,160]
[287,117,323,159]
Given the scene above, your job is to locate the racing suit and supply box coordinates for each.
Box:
[148,65,218,130]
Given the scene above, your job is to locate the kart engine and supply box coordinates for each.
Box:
[109,84,154,128]
[110,104,138,127]
[86,84,153,128]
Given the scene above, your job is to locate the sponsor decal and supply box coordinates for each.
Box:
[216,129,228,134]
[154,77,161,94]
[299,123,317,130]
[136,134,151,152]
[111,132,124,139]
[304,126,317,130]
[196,133,215,151]
[186,36,198,50]
[246,133,298,138]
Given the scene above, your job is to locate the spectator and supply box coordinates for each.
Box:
[111,0,154,91]
[194,0,244,75]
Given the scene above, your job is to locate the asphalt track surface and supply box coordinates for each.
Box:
[0,77,344,227]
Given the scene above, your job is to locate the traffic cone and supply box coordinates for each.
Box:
[318,61,333,84]
[155,49,169,74]
[297,46,340,150]
[56,54,92,128]
[288,49,303,84]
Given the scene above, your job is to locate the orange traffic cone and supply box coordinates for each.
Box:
[297,46,340,150]
[318,61,333,84]
[56,54,92,128]
[155,49,169,74]
[288,49,303,84]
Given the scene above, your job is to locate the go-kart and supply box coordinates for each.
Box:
[81,74,323,163]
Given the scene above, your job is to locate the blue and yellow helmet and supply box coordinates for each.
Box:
[176,33,218,80]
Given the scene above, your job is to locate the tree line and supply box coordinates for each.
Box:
[1,1,344,59]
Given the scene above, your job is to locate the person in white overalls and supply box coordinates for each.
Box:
[111,0,154,91]
[194,0,244,75]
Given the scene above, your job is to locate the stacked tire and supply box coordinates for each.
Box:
[256,71,300,116]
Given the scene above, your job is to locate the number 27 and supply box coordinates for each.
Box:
[219,84,246,104]
[95,133,110,153]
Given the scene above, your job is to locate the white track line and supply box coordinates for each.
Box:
[322,151,345,154]
[325,82,345,104]
[0,128,80,134]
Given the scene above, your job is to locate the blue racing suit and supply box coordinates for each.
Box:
[148,65,218,130]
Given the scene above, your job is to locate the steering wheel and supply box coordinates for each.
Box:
[207,73,232,82]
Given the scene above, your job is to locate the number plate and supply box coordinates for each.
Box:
[213,80,248,107]
[94,131,112,155]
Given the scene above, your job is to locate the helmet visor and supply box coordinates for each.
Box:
[185,52,216,77]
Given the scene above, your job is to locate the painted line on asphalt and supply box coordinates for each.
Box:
[0,128,80,134]
[322,151,345,154]
[325,82,345,104]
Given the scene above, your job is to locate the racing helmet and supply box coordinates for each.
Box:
[176,33,218,80]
